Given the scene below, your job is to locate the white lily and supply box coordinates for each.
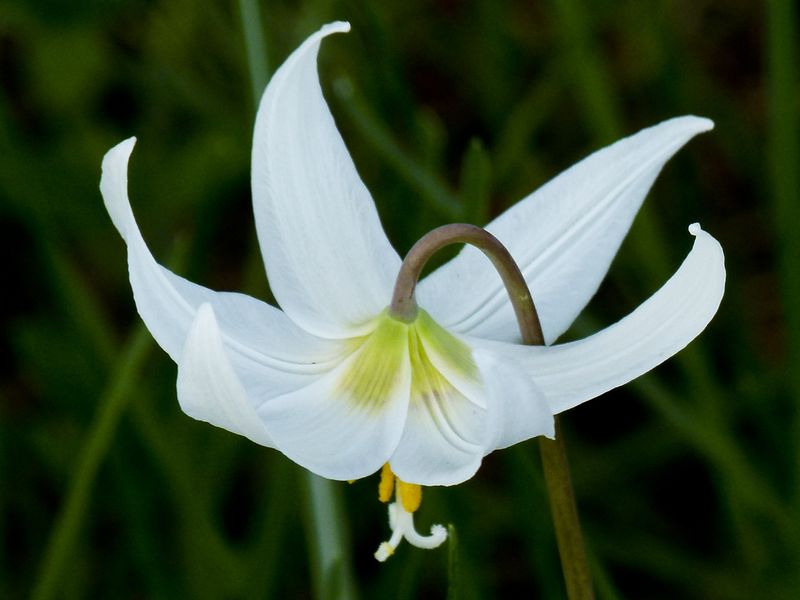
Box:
[100,22,725,560]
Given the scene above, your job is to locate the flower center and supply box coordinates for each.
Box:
[337,309,478,412]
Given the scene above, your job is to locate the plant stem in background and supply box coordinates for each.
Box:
[238,0,269,111]
[301,474,358,600]
[766,0,800,505]
[332,77,464,221]
[447,524,460,600]
[31,325,155,600]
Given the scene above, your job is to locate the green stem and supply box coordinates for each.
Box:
[446,524,460,600]
[31,324,154,600]
[766,0,800,505]
[538,421,595,600]
[243,457,293,600]
[332,77,464,221]
[237,0,269,109]
[128,399,244,596]
[301,473,358,600]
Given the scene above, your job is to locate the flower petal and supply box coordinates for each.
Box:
[389,320,487,486]
[100,138,342,400]
[256,317,412,480]
[475,351,554,451]
[470,224,725,416]
[177,303,273,447]
[389,379,485,487]
[417,116,714,344]
[389,346,555,486]
[252,22,401,338]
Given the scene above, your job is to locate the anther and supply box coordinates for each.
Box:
[378,463,395,503]
[397,480,422,513]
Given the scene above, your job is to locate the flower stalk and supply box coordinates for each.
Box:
[389,223,544,345]
[538,420,594,599]
[390,222,593,598]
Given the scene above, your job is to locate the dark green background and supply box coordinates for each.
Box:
[2,0,798,598]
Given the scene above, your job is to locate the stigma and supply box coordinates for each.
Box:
[374,464,448,561]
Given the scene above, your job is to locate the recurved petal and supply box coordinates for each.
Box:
[417,116,714,345]
[470,225,725,415]
[177,303,273,447]
[256,316,412,481]
[100,138,342,399]
[252,22,401,339]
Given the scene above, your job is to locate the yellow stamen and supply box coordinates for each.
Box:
[378,463,395,503]
[397,480,422,513]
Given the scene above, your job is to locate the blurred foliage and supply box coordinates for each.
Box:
[2,0,799,598]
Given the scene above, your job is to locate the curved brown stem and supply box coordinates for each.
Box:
[389,223,544,345]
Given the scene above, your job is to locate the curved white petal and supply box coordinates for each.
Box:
[252,22,401,338]
[470,225,725,415]
[256,319,412,481]
[389,318,488,486]
[418,116,714,344]
[177,304,274,447]
[100,138,343,402]
[389,376,486,487]
[388,347,554,485]
[475,351,554,452]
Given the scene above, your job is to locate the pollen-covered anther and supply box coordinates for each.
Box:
[378,463,395,503]
[374,468,447,562]
[397,480,422,513]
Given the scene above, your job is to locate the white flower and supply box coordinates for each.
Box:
[100,22,725,558]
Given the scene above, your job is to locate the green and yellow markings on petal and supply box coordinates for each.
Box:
[336,312,410,412]
[338,308,480,413]
[412,310,478,385]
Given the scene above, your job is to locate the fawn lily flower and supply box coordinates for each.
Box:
[100,22,725,560]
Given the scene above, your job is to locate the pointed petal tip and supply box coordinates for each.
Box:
[113,135,138,149]
[701,117,715,131]
[656,115,714,138]
[686,115,714,132]
[99,136,140,240]
[687,223,725,265]
[320,20,351,35]
[101,136,137,174]
[640,115,711,142]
